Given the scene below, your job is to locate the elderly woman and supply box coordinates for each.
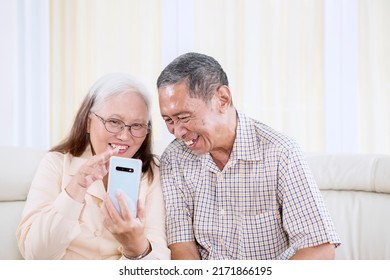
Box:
[16,73,170,260]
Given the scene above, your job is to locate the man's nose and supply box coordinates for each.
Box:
[171,122,187,139]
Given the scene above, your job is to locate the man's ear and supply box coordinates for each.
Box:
[215,85,232,112]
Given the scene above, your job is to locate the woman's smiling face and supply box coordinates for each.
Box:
[88,90,149,158]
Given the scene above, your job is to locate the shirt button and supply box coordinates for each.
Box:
[94,230,102,237]
[220,209,225,216]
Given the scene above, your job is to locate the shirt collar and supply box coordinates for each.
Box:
[200,111,262,169]
[230,111,262,161]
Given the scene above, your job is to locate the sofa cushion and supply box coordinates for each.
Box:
[0,201,25,259]
[0,146,45,260]
[306,154,390,194]
[374,156,390,193]
[321,189,390,260]
[307,154,390,259]
[0,146,46,201]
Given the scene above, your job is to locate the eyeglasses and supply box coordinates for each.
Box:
[93,113,150,138]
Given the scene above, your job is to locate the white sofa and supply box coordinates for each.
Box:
[1,146,389,259]
[306,154,390,260]
[0,146,46,260]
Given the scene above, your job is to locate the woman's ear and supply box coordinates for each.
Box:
[87,115,91,133]
[215,85,232,112]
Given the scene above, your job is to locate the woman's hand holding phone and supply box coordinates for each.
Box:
[101,190,150,258]
[101,156,150,258]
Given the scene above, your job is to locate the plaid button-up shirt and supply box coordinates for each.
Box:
[160,111,341,259]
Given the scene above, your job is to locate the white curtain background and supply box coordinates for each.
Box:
[0,0,389,155]
[358,0,390,154]
[49,0,163,149]
[0,0,50,149]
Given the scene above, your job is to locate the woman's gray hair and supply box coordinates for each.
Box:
[89,72,151,119]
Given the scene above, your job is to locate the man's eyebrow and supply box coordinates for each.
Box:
[162,111,191,118]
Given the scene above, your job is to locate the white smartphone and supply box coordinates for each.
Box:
[107,156,142,217]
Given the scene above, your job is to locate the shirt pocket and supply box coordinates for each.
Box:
[238,209,287,259]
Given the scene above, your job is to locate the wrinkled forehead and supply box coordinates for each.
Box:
[159,85,208,119]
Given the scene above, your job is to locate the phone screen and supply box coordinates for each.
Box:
[107,156,142,217]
